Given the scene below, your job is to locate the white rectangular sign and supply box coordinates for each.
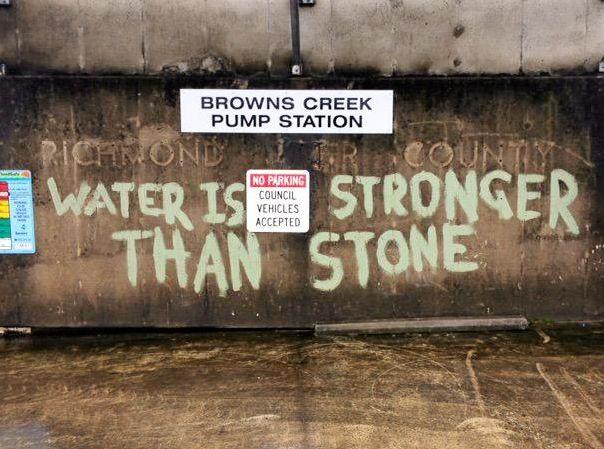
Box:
[246,170,310,233]
[181,89,393,134]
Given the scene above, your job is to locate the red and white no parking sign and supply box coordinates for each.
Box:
[246,170,310,233]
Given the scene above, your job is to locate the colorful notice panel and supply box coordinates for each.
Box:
[0,170,35,254]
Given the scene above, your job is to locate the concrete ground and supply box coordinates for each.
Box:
[0,329,602,449]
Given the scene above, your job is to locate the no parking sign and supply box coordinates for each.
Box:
[246,170,310,233]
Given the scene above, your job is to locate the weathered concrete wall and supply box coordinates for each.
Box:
[0,76,602,327]
[0,0,603,75]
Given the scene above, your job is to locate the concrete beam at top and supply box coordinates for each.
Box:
[0,0,602,76]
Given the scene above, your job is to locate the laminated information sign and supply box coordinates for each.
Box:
[0,170,36,254]
[181,89,393,134]
[246,170,310,233]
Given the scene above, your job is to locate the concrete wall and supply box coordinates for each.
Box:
[0,0,603,75]
[0,76,602,328]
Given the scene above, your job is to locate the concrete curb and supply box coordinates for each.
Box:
[315,316,529,335]
[0,327,32,337]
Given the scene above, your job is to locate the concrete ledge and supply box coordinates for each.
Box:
[315,316,529,335]
[0,327,32,337]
